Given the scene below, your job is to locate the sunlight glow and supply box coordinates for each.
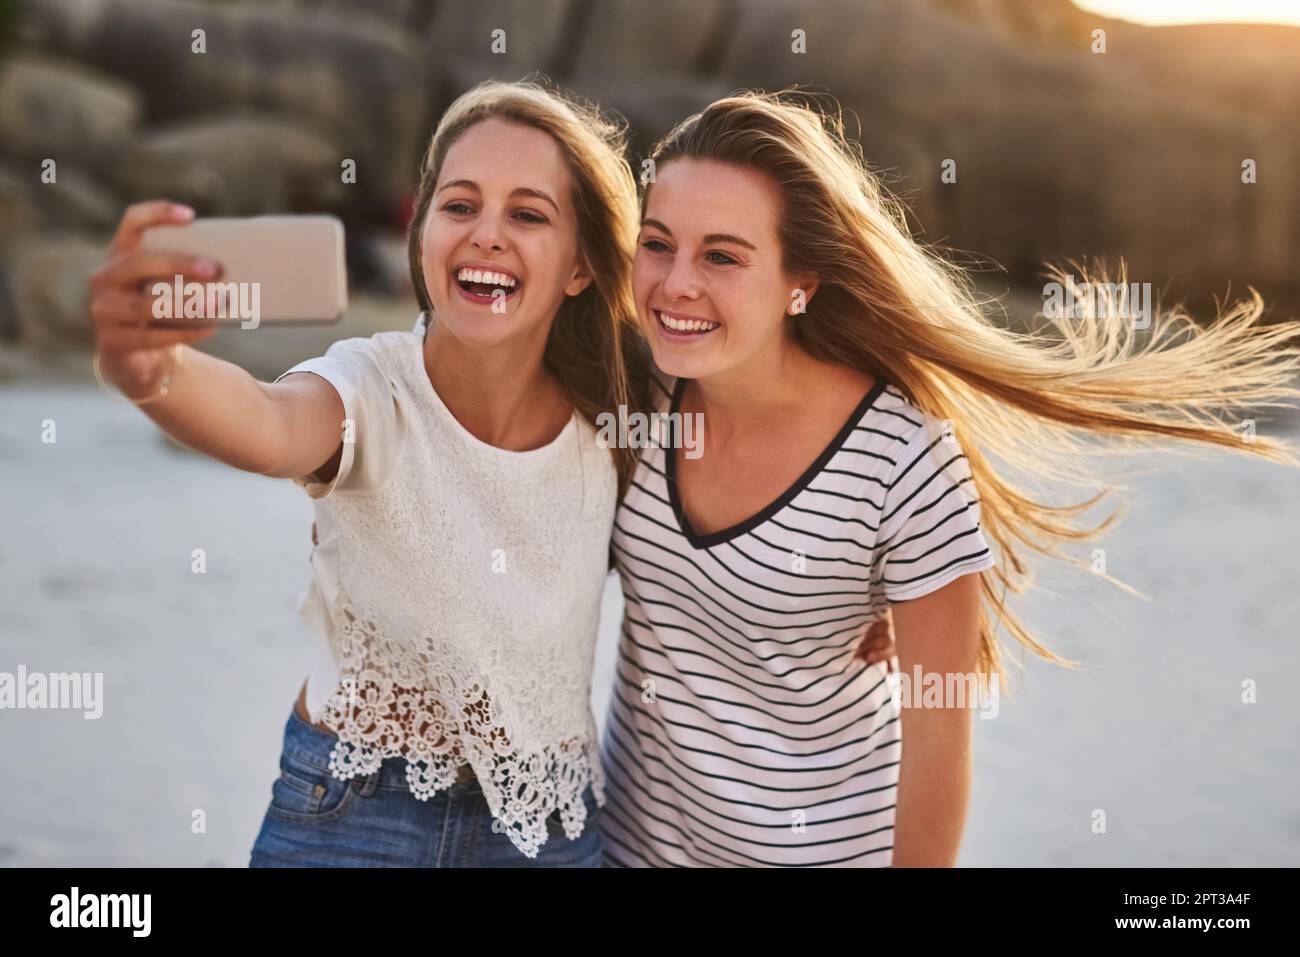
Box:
[1072,0,1300,27]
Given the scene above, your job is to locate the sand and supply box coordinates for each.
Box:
[1,376,1297,867]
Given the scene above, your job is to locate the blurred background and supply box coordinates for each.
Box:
[0,0,1297,866]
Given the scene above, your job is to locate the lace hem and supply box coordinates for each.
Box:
[315,599,606,859]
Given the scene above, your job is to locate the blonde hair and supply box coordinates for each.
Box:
[407,77,649,493]
[644,90,1300,691]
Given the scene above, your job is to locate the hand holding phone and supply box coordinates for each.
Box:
[138,213,348,328]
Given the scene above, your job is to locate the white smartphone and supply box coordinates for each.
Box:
[139,214,348,325]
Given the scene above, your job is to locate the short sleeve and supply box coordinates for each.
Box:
[273,336,401,498]
[876,415,996,602]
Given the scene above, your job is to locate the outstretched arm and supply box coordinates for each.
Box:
[90,201,346,482]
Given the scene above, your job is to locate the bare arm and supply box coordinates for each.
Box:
[90,201,345,481]
[128,350,346,480]
[888,571,983,867]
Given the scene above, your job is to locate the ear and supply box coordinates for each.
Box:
[787,273,821,316]
[564,256,594,297]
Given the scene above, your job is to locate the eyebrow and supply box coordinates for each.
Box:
[435,180,559,212]
[641,218,757,251]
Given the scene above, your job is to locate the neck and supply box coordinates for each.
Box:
[422,314,563,449]
[690,333,812,441]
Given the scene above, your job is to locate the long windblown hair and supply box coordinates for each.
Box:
[643,90,1300,690]
[406,77,648,493]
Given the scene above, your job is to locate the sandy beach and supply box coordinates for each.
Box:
[1,372,1297,867]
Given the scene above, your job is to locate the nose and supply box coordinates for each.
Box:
[661,252,701,301]
[469,211,506,253]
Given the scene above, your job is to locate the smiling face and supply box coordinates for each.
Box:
[420,117,591,349]
[633,157,817,382]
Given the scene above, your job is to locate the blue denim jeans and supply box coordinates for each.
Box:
[249,704,604,867]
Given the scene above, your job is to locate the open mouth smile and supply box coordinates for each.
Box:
[654,308,720,340]
[454,265,521,306]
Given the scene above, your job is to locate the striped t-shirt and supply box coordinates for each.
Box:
[599,373,997,867]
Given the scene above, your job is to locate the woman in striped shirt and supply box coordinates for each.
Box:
[600,92,1300,867]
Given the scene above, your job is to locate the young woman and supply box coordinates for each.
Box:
[88,80,652,867]
[598,92,1300,867]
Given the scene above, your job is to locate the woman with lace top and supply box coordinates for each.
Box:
[88,80,650,866]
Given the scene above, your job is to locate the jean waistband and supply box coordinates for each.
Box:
[282,704,478,791]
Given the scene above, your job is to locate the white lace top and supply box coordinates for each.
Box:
[274,319,616,858]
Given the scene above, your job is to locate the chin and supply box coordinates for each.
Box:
[639,330,714,382]
[431,297,520,346]
[448,316,518,349]
[644,342,716,381]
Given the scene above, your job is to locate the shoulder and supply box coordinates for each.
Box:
[851,383,970,487]
[868,384,954,449]
[320,329,419,369]
[289,330,421,397]
[838,381,919,467]
[275,330,421,438]
[868,390,980,527]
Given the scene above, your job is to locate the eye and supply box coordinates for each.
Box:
[640,238,671,253]
[442,201,474,215]
[514,209,548,224]
[706,250,739,266]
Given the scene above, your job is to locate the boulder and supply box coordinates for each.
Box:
[112,114,348,216]
[2,234,108,351]
[571,0,727,75]
[0,167,43,251]
[0,162,121,240]
[314,0,436,31]
[0,53,142,163]
[20,0,429,212]
[425,0,577,102]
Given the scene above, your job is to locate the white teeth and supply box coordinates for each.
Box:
[456,268,518,288]
[657,310,718,334]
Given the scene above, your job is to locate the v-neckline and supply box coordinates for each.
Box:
[663,375,889,550]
